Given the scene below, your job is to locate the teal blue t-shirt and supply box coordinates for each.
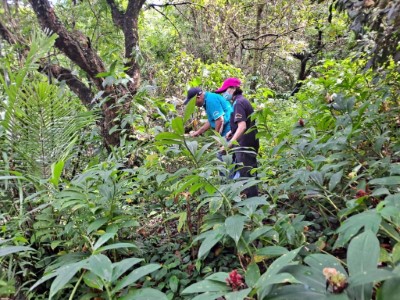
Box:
[203,92,233,137]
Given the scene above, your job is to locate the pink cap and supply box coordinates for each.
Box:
[215,77,241,93]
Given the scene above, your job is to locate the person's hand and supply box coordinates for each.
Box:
[190,131,199,137]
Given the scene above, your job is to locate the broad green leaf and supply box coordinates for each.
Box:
[369,176,400,186]
[224,288,251,300]
[87,217,109,234]
[83,272,103,290]
[181,280,229,294]
[305,253,347,277]
[113,263,161,293]
[155,132,182,143]
[0,246,35,257]
[371,188,390,197]
[377,266,400,300]
[169,275,179,293]
[334,211,381,249]
[205,272,229,283]
[256,246,289,258]
[93,232,116,250]
[393,242,400,263]
[233,196,268,208]
[225,215,247,245]
[329,170,343,191]
[245,263,260,287]
[192,292,227,300]
[283,265,326,292]
[87,254,113,282]
[255,248,301,299]
[198,230,224,259]
[171,117,184,135]
[248,226,274,242]
[349,269,395,286]
[265,285,345,300]
[50,160,64,187]
[49,261,86,299]
[120,288,168,300]
[112,258,143,282]
[184,97,196,123]
[347,230,380,300]
[94,242,137,254]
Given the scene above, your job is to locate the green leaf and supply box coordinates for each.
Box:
[225,215,247,245]
[198,230,224,259]
[169,275,179,293]
[87,254,113,282]
[192,292,227,300]
[112,257,143,282]
[255,246,289,258]
[181,280,229,294]
[113,264,161,293]
[233,196,268,208]
[369,177,400,186]
[120,288,168,300]
[224,288,251,300]
[83,272,103,290]
[248,226,274,242]
[329,170,343,191]
[94,242,137,254]
[245,263,260,287]
[50,160,64,187]
[171,117,184,135]
[87,217,109,234]
[347,230,380,300]
[393,242,400,263]
[377,267,400,300]
[349,269,395,286]
[205,272,229,283]
[184,97,196,123]
[305,253,347,277]
[49,261,86,299]
[334,211,381,249]
[0,246,35,257]
[255,248,301,299]
[93,232,116,250]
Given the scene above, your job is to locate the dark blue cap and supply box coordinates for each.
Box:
[184,87,202,105]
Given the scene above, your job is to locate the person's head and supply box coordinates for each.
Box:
[184,87,205,107]
[215,78,242,100]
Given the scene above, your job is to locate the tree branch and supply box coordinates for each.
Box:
[45,65,94,107]
[29,0,106,90]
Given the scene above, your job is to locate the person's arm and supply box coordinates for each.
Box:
[190,121,211,137]
[214,116,224,134]
[228,121,246,148]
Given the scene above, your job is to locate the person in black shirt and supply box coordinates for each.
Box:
[215,78,259,197]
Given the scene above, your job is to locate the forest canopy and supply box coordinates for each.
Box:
[1,0,400,299]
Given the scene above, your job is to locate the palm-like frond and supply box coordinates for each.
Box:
[0,31,97,178]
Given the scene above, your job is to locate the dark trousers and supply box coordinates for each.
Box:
[234,150,258,198]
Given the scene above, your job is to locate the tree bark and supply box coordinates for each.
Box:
[26,0,146,149]
[250,3,265,91]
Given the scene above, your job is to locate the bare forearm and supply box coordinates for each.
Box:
[215,117,223,134]
[197,121,211,135]
[229,122,246,146]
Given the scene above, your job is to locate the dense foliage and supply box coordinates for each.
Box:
[1,0,400,299]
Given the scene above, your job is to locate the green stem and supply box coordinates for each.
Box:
[69,271,85,300]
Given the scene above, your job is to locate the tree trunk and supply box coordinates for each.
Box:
[250,3,265,91]
[26,0,145,149]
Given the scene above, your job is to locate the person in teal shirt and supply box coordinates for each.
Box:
[184,87,233,137]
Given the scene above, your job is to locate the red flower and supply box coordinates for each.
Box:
[226,270,245,291]
[298,119,305,127]
[355,189,367,198]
